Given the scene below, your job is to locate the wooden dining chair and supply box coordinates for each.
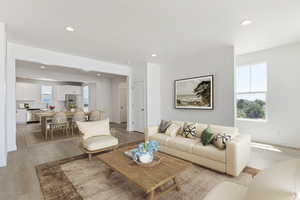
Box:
[89,110,102,121]
[49,112,69,140]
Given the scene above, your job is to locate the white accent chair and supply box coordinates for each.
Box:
[77,119,118,160]
[204,159,300,200]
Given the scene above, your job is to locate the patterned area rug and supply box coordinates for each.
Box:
[36,153,257,200]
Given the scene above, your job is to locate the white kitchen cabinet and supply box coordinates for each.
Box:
[55,85,66,101]
[16,109,27,124]
[16,82,40,101]
[66,85,81,95]
[56,85,82,101]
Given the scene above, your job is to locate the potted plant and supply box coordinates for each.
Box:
[133,141,160,164]
[69,104,77,112]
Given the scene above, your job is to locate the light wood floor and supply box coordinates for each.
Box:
[0,124,299,200]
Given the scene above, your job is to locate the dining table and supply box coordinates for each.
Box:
[36,111,90,139]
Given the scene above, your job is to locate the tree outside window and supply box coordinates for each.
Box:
[236,63,267,120]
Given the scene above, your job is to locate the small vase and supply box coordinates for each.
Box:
[138,152,154,164]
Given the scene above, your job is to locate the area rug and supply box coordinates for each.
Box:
[36,153,257,200]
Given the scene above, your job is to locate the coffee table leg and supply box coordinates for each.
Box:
[173,178,180,191]
[147,190,155,200]
[106,168,114,179]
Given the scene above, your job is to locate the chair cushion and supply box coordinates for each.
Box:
[82,135,118,151]
[244,159,300,200]
[149,133,172,145]
[77,119,111,140]
[203,182,247,200]
[192,143,226,162]
[167,136,198,153]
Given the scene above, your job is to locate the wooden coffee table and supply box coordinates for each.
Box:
[97,145,192,200]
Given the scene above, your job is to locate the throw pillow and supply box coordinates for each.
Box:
[165,123,180,137]
[212,134,232,150]
[183,123,197,139]
[201,128,215,146]
[158,120,172,133]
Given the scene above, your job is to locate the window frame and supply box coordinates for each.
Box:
[41,85,53,105]
[236,62,268,122]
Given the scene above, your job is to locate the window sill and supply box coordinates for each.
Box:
[236,118,268,123]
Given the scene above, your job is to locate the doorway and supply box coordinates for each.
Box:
[133,81,145,133]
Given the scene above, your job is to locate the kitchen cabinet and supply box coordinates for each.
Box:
[16,109,27,124]
[56,85,82,101]
[16,82,40,101]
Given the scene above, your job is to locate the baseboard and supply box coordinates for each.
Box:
[7,144,17,152]
[252,140,300,150]
[0,153,7,167]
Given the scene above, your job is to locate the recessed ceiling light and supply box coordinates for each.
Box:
[240,20,253,26]
[96,73,101,77]
[65,26,75,32]
[151,54,157,57]
[40,66,46,69]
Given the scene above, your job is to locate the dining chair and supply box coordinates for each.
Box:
[49,112,69,140]
[89,110,103,121]
[71,111,86,135]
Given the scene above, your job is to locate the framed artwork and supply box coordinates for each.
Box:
[174,75,214,110]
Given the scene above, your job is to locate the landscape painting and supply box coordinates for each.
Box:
[175,75,214,109]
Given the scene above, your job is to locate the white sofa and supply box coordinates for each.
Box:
[146,121,251,176]
[204,159,300,200]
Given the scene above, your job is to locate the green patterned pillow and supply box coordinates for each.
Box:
[201,128,215,146]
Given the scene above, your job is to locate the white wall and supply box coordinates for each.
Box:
[160,46,235,126]
[146,63,161,126]
[236,42,300,148]
[6,43,133,159]
[0,22,7,167]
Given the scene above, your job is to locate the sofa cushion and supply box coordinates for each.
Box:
[77,119,111,140]
[244,159,300,200]
[167,136,198,153]
[195,123,208,138]
[82,135,118,151]
[149,133,172,145]
[171,121,186,136]
[203,181,247,200]
[192,143,226,162]
[165,123,181,137]
[209,124,239,138]
[158,120,172,133]
[201,128,215,146]
[183,123,197,139]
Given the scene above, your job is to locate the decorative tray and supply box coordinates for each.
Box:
[133,155,161,168]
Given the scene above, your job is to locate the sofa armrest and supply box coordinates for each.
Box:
[145,126,159,140]
[226,134,251,176]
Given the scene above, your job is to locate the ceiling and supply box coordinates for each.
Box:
[1,0,300,65]
[16,60,127,82]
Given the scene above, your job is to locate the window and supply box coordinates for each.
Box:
[41,85,53,105]
[236,63,267,120]
[83,85,89,112]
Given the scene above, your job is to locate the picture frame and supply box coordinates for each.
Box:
[174,75,214,110]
